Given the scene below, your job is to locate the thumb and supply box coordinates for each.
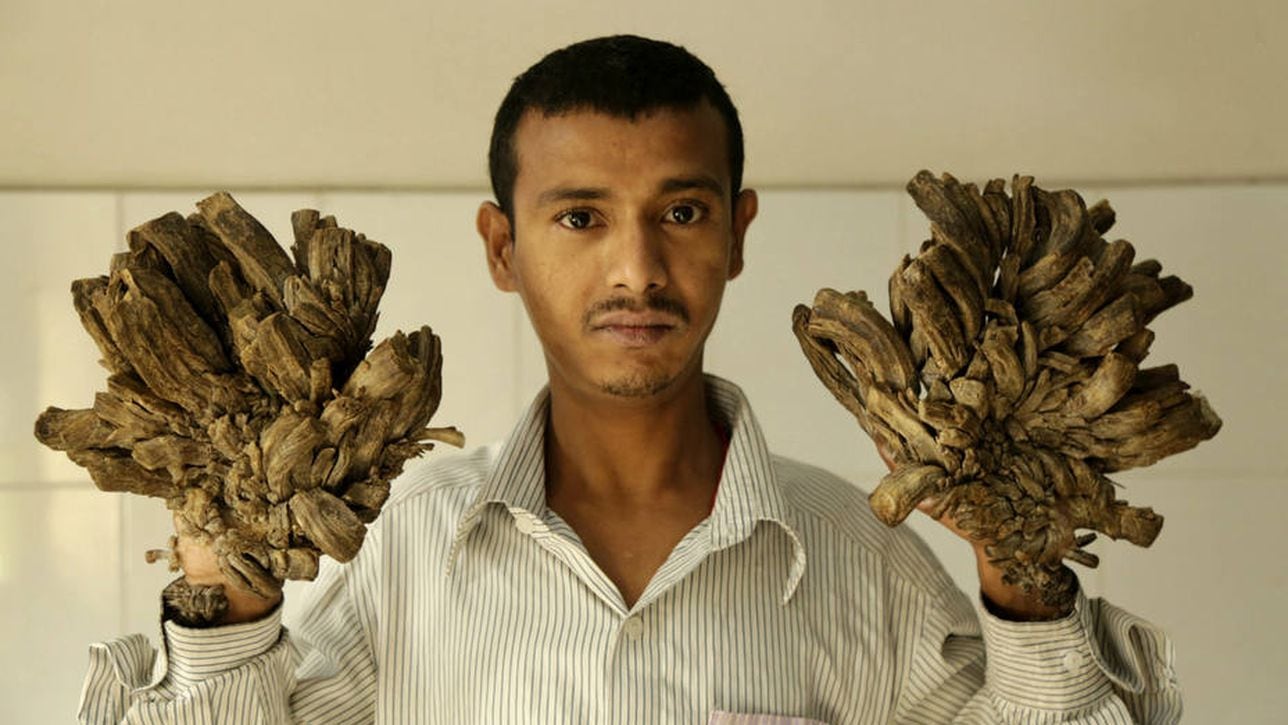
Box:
[874,441,896,472]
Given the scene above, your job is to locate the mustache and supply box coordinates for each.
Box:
[584,294,690,327]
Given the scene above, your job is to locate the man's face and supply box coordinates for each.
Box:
[478,101,757,402]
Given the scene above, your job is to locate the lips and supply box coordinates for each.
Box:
[594,324,672,347]
[590,313,679,348]
[592,312,679,328]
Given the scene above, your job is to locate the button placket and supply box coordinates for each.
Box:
[622,616,644,640]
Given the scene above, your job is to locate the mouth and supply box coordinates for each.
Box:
[590,312,681,347]
[592,323,676,348]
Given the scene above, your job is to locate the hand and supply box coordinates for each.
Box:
[173,515,282,625]
[874,442,1074,621]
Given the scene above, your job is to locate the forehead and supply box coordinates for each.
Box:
[511,102,730,202]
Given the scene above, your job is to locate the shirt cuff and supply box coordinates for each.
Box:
[977,585,1115,712]
[162,605,284,691]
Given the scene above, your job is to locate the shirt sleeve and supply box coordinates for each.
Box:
[892,575,1183,724]
[78,530,382,724]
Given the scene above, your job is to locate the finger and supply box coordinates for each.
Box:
[874,442,896,472]
[915,496,973,539]
[173,531,222,582]
[916,495,945,520]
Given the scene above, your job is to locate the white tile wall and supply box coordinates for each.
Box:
[120,494,178,642]
[1098,471,1288,723]
[1,185,1284,721]
[0,489,120,723]
[708,189,904,486]
[0,192,118,486]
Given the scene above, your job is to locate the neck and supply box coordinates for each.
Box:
[544,368,724,509]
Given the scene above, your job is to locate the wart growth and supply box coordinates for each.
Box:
[793,171,1221,609]
[34,193,461,624]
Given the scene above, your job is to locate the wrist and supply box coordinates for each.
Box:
[164,575,281,627]
[171,531,281,625]
[980,583,1074,621]
[217,583,282,624]
[974,545,1075,621]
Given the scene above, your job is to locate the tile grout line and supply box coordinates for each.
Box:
[115,190,130,636]
[0,481,93,490]
[119,494,129,635]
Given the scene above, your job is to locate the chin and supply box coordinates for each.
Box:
[594,369,680,398]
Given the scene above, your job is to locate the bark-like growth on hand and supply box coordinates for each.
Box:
[792,171,1221,608]
[35,193,462,623]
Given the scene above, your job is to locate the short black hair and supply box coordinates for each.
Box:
[488,34,745,220]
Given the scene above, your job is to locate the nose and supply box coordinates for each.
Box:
[606,215,669,294]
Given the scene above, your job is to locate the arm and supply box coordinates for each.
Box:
[873,446,1181,722]
[888,570,1181,724]
[981,586,1181,723]
[78,526,383,724]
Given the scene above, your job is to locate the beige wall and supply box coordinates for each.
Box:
[1,0,1285,188]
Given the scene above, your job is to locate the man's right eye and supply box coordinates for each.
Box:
[557,210,595,230]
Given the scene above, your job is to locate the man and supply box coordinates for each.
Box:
[80,35,1181,723]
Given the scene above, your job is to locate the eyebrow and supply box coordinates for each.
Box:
[658,174,725,199]
[536,186,610,207]
[534,174,727,209]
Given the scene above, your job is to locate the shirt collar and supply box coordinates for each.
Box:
[445,373,808,604]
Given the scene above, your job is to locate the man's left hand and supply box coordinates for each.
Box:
[875,443,1075,621]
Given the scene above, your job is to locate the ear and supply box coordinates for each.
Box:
[477,201,518,292]
[728,188,758,281]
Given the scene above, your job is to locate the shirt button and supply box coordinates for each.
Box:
[514,514,538,535]
[623,616,644,640]
[1063,649,1088,673]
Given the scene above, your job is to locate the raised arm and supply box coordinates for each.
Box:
[78,526,383,724]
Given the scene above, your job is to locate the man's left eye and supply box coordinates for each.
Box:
[666,204,705,225]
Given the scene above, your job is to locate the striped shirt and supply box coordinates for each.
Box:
[79,375,1182,724]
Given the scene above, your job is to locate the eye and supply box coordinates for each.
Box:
[665,203,706,225]
[556,209,597,230]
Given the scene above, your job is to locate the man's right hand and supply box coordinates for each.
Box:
[173,519,282,625]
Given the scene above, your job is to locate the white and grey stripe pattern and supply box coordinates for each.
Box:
[80,374,1182,724]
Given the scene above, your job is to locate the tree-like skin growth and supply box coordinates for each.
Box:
[793,171,1221,608]
[35,193,462,624]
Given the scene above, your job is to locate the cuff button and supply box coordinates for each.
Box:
[1062,649,1089,673]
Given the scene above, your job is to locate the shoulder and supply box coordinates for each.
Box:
[346,442,502,564]
[771,454,959,601]
[769,454,889,551]
[382,441,500,513]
